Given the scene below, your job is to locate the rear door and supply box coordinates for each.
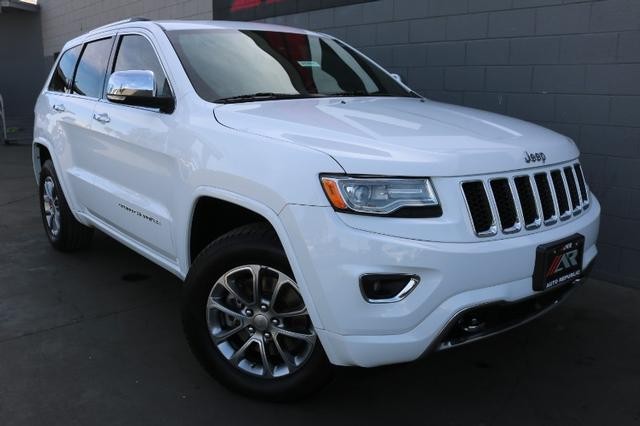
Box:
[40,44,84,207]
[57,36,115,215]
[86,32,178,260]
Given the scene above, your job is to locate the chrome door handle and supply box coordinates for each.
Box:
[92,113,110,124]
[52,104,65,112]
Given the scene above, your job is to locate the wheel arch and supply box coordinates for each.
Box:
[185,187,325,330]
[32,140,52,183]
[32,139,91,228]
[188,195,273,265]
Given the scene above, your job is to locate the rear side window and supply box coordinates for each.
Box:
[112,35,172,97]
[72,38,113,98]
[48,46,82,93]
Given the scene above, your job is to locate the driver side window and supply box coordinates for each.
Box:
[112,35,172,97]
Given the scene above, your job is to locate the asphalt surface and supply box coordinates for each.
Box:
[1,143,639,426]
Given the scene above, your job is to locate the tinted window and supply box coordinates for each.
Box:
[48,46,82,93]
[73,38,113,98]
[167,29,413,103]
[113,35,171,97]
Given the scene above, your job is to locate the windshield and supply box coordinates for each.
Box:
[167,29,416,103]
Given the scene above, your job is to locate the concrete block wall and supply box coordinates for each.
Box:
[39,0,213,58]
[260,0,640,287]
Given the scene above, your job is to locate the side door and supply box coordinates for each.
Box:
[38,44,86,211]
[85,32,178,260]
[58,36,115,215]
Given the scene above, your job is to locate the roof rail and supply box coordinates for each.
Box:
[89,17,150,33]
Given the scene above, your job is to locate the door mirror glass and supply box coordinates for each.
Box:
[106,70,174,112]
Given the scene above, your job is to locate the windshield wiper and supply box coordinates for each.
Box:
[325,90,370,97]
[215,92,312,104]
[324,90,400,98]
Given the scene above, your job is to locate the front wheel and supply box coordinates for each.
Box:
[182,223,333,401]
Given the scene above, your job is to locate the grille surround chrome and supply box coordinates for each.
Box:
[461,161,590,237]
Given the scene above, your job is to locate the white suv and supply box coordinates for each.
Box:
[33,19,600,400]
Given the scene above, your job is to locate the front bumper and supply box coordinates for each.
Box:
[278,196,600,367]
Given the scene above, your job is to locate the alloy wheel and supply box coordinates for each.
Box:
[206,265,316,378]
[42,176,61,237]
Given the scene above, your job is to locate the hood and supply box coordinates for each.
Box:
[213,97,579,177]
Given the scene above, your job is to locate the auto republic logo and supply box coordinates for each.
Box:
[524,151,546,164]
[546,249,579,277]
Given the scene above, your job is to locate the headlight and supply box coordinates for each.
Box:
[320,175,441,217]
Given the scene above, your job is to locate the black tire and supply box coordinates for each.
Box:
[182,223,333,401]
[39,159,93,251]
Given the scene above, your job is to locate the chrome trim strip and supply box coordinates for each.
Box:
[360,274,421,304]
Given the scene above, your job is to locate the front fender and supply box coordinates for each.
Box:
[182,186,326,330]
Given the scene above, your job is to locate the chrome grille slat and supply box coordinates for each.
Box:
[461,180,497,237]
[462,162,589,237]
[551,169,572,220]
[568,166,583,213]
[573,163,590,209]
[546,171,564,223]
[508,178,527,231]
[534,172,558,225]
[513,175,541,230]
[563,166,581,215]
[489,178,521,234]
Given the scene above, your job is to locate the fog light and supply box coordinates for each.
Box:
[359,274,420,303]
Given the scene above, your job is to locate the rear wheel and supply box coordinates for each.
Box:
[182,223,333,401]
[39,159,93,251]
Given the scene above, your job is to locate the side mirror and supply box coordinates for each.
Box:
[390,73,403,83]
[106,70,174,113]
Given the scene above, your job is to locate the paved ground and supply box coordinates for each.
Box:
[1,143,639,426]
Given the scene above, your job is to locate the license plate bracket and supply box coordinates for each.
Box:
[533,234,585,291]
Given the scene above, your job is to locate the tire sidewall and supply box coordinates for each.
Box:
[182,230,332,401]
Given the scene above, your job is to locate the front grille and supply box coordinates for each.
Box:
[462,162,590,237]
